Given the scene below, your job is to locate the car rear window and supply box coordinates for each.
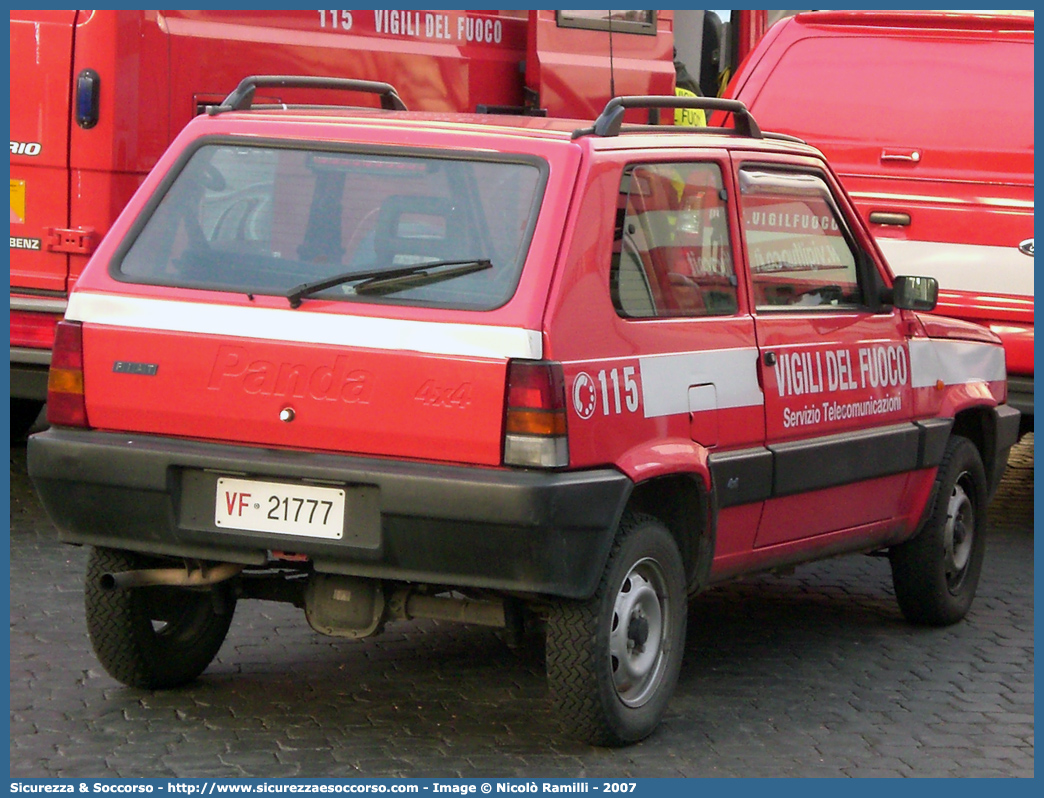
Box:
[115,142,547,310]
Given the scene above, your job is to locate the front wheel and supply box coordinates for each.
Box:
[85,547,237,689]
[890,436,988,626]
[546,513,687,746]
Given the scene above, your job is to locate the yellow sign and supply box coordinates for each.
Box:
[10,180,26,224]
[674,87,707,128]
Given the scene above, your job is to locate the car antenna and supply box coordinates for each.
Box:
[608,10,616,98]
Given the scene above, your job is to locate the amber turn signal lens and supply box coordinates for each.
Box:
[47,368,84,395]
[505,408,567,436]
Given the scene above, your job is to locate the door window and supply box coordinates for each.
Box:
[611,162,737,318]
[739,168,862,311]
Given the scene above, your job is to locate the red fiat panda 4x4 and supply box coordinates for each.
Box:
[29,77,1020,746]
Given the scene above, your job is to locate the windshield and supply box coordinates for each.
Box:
[115,143,547,310]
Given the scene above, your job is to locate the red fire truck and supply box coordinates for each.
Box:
[15,9,777,436]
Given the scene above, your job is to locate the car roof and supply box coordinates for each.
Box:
[209,107,586,138]
[197,106,825,159]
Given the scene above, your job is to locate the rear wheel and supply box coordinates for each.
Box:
[546,513,687,746]
[890,436,988,626]
[85,547,236,688]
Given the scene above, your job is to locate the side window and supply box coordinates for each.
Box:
[739,168,862,311]
[557,10,656,34]
[611,162,737,319]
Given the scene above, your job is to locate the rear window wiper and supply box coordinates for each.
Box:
[286,259,492,308]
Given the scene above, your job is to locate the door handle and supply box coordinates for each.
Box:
[763,352,776,367]
[881,148,921,163]
[869,211,911,226]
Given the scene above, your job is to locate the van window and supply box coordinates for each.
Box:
[748,36,1033,178]
[116,143,546,311]
[557,10,656,34]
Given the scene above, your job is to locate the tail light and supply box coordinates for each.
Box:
[10,310,61,349]
[46,320,89,428]
[503,360,568,468]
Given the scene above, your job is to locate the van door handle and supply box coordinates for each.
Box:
[869,211,911,226]
[881,148,921,163]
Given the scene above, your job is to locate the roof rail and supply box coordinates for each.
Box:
[763,131,806,145]
[573,96,761,140]
[207,75,407,115]
[795,9,1034,32]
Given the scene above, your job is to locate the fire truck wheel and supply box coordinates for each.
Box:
[84,547,236,689]
[890,436,988,626]
[546,513,686,746]
[10,398,43,440]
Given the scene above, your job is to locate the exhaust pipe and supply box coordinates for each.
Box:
[100,562,244,591]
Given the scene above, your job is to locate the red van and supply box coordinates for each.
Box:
[720,11,1034,429]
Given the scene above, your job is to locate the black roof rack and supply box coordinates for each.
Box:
[207,75,407,116]
[573,96,762,140]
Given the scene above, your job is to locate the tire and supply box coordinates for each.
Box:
[546,513,687,746]
[84,547,237,689]
[890,436,988,626]
[10,398,43,441]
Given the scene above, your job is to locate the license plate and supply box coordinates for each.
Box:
[215,477,345,539]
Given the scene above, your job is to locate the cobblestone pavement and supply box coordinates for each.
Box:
[9,436,1033,778]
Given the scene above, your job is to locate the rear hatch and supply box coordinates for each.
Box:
[71,124,570,466]
[10,10,78,292]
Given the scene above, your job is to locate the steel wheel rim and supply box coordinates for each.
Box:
[944,474,975,591]
[609,557,670,707]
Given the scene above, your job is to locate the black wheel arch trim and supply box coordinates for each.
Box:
[983,403,1021,497]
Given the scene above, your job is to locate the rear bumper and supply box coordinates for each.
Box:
[27,428,632,599]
